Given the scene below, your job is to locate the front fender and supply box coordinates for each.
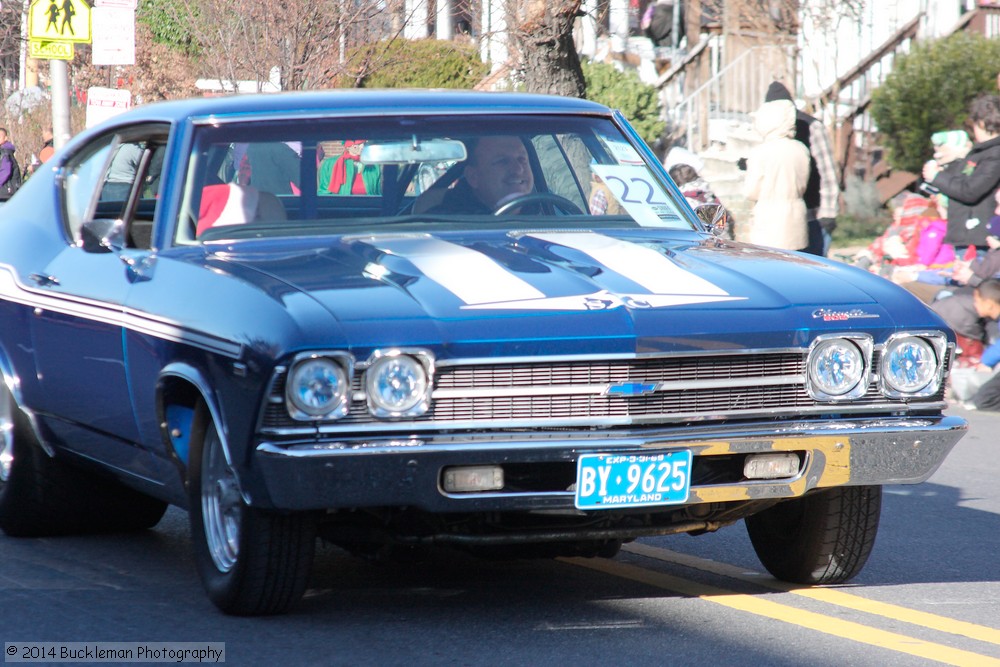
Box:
[157,362,250,506]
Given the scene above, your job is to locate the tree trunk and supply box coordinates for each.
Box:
[509,0,585,98]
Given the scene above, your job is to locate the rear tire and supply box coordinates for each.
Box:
[745,485,881,585]
[189,406,316,615]
[0,380,166,537]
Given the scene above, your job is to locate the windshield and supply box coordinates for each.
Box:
[177,114,696,244]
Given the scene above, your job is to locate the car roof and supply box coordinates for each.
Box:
[90,89,615,129]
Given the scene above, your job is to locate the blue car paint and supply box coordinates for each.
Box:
[165,404,194,465]
[0,89,963,513]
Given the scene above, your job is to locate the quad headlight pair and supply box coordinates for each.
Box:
[807,333,947,401]
[285,350,432,421]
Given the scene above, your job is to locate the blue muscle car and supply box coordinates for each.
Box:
[0,90,967,614]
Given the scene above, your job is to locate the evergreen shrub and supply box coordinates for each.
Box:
[869,32,1000,174]
[582,60,665,147]
[346,39,488,89]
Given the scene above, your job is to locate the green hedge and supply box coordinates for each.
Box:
[582,60,665,146]
[344,39,488,89]
[869,32,1000,173]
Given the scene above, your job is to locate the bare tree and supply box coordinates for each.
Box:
[0,3,23,95]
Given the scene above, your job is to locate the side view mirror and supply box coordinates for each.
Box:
[694,203,730,237]
[79,218,126,254]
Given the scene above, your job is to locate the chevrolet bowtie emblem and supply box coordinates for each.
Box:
[604,382,658,397]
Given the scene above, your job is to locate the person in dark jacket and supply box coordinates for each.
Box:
[0,127,17,201]
[923,94,1000,252]
[763,82,841,256]
[643,0,682,48]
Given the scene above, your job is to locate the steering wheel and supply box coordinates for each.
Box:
[493,192,583,216]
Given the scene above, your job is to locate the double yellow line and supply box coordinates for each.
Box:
[564,543,1000,666]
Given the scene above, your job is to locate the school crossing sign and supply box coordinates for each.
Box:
[28,0,92,60]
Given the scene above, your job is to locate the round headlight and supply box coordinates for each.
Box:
[882,336,938,395]
[365,354,429,417]
[808,338,866,399]
[286,357,349,419]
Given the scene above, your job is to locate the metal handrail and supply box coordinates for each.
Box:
[666,42,795,152]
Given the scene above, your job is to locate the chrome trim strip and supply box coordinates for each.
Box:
[190,108,614,127]
[256,413,966,464]
[0,264,242,359]
[259,399,949,437]
[429,347,809,367]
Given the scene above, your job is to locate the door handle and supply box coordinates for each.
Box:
[28,273,60,286]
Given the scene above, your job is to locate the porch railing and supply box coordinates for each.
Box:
[660,39,796,153]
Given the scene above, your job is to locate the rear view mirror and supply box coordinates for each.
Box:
[361,138,467,165]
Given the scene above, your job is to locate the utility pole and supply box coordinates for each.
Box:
[51,60,70,149]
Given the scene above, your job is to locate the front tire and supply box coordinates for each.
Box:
[745,485,882,585]
[189,406,316,615]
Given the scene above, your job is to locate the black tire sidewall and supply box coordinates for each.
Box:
[187,403,316,615]
[745,485,882,585]
[188,404,246,610]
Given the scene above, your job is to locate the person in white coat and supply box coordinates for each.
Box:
[743,98,811,251]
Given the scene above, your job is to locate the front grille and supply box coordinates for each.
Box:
[434,354,801,387]
[260,350,947,433]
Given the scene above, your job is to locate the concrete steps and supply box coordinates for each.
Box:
[691,120,759,241]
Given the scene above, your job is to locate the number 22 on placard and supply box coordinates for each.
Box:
[591,164,669,206]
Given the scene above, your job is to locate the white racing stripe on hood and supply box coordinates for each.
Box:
[367,235,544,305]
[524,232,728,296]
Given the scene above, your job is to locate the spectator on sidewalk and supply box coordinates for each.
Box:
[922,94,1000,253]
[763,81,841,256]
[743,97,810,252]
[38,127,54,164]
[0,128,19,201]
[931,278,1000,367]
[664,146,731,239]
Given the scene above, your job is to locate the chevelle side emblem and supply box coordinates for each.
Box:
[812,308,880,322]
[604,382,659,397]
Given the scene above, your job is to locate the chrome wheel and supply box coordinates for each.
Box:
[0,384,13,483]
[200,425,242,573]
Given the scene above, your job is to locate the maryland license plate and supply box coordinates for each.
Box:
[575,451,692,510]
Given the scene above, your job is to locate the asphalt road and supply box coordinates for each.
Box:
[1,404,998,667]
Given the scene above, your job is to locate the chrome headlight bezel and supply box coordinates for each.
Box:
[806,334,873,401]
[880,332,947,398]
[363,349,434,419]
[285,353,352,421]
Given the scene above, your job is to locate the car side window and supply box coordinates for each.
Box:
[62,127,169,249]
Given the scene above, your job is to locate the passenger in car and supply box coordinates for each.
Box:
[320,140,381,195]
[429,136,534,214]
[197,183,286,236]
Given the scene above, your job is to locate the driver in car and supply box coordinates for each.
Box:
[430,136,535,214]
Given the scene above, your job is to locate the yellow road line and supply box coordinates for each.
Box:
[624,542,1000,647]
[564,557,1000,667]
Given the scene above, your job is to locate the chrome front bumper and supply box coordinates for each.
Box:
[252,415,967,511]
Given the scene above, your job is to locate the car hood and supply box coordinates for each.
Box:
[211,229,945,356]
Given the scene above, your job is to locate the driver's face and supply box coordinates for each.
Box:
[465,136,534,209]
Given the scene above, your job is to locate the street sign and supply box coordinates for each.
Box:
[94,0,137,7]
[86,86,131,128]
[29,0,93,44]
[92,6,135,65]
[29,39,74,60]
